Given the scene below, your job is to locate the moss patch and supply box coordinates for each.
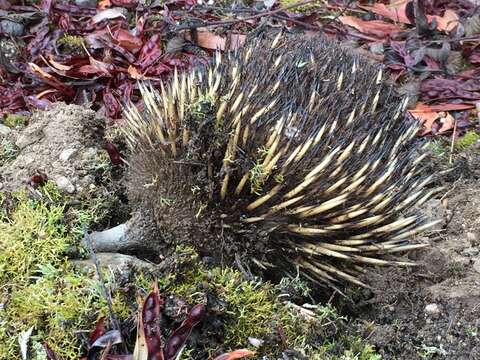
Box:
[3,114,28,128]
[156,246,381,359]
[456,131,480,151]
[0,188,134,359]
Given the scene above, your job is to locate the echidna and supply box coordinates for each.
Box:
[121,34,441,288]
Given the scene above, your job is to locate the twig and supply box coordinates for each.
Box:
[175,0,316,31]
[449,117,457,165]
[272,14,320,31]
[82,225,127,353]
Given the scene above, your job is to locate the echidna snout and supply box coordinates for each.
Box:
[123,34,441,288]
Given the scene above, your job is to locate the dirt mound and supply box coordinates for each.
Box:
[0,104,105,194]
[351,144,480,359]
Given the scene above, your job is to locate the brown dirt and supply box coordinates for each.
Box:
[0,103,105,194]
[349,143,480,359]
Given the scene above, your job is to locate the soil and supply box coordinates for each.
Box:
[0,103,105,194]
[349,144,480,360]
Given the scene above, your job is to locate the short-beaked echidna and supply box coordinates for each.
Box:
[122,34,441,287]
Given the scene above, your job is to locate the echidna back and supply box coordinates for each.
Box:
[123,34,440,288]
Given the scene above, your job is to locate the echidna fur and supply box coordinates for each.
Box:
[123,33,442,288]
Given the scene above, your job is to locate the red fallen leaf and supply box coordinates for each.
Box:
[141,282,164,360]
[103,90,121,119]
[104,142,122,165]
[361,3,459,32]
[137,34,162,70]
[468,52,480,64]
[339,16,405,38]
[89,317,106,344]
[28,63,75,97]
[110,0,138,8]
[421,78,480,101]
[212,349,256,360]
[29,173,48,187]
[164,303,206,360]
[43,343,60,360]
[0,0,11,10]
[147,62,172,76]
[359,3,412,24]
[58,13,71,30]
[113,28,143,52]
[40,0,53,15]
[133,13,148,37]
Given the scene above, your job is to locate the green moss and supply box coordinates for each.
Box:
[57,34,85,55]
[0,138,18,165]
[4,114,28,128]
[0,188,135,359]
[161,246,381,359]
[456,131,480,151]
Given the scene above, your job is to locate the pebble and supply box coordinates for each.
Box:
[461,247,479,257]
[0,123,11,136]
[370,43,385,55]
[59,148,77,162]
[54,175,75,194]
[248,337,264,347]
[474,258,480,274]
[425,303,441,317]
[0,19,24,36]
[15,130,43,149]
[467,232,479,246]
[82,147,97,159]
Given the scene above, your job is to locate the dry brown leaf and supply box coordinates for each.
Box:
[359,3,411,24]
[433,9,460,32]
[438,113,455,133]
[339,16,405,38]
[194,31,246,51]
[128,65,143,80]
[408,109,440,135]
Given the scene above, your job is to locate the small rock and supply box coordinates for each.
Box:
[467,232,479,246]
[82,147,98,159]
[248,337,264,347]
[54,175,75,194]
[15,129,43,149]
[425,303,441,317]
[370,43,384,55]
[0,123,11,136]
[474,258,480,274]
[0,19,24,36]
[59,148,77,162]
[462,247,479,257]
[75,0,97,7]
[419,199,446,231]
